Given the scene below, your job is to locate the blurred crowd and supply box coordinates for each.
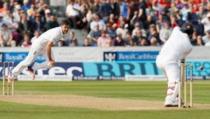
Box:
[1,0,210,47]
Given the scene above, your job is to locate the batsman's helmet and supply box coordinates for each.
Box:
[180,22,194,38]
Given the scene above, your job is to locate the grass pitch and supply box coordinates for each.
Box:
[0,80,210,119]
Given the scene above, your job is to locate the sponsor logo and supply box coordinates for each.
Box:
[3,52,45,63]
[104,52,116,61]
[103,51,159,61]
[0,61,209,80]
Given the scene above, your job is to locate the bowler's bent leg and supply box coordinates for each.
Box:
[32,61,52,71]
[32,52,54,71]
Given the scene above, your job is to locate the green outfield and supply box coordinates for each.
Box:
[0,80,210,119]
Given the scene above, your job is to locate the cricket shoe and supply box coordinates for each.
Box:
[164,96,178,107]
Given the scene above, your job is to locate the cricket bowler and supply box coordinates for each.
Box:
[10,20,70,80]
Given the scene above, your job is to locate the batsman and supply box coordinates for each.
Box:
[156,23,194,107]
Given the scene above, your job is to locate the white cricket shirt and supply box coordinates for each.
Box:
[157,26,193,64]
[32,27,70,50]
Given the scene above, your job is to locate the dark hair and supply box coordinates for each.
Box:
[60,19,70,26]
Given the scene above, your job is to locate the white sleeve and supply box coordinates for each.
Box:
[48,31,60,43]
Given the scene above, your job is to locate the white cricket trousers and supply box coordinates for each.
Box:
[156,57,180,99]
[12,47,52,77]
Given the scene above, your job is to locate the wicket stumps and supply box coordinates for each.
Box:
[178,59,193,108]
[2,62,15,96]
